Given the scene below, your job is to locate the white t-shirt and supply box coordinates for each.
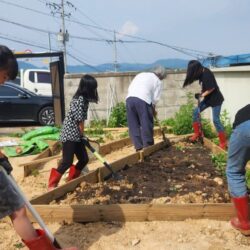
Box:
[126,72,162,105]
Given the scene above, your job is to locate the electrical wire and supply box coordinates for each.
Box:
[67,52,103,72]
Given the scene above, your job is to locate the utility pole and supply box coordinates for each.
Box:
[46,0,75,72]
[60,0,68,71]
[48,32,52,62]
[113,31,118,72]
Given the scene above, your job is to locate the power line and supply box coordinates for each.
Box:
[0,17,57,35]
[0,33,101,72]
[0,0,216,58]
[0,34,54,51]
[67,52,103,72]
[0,0,55,18]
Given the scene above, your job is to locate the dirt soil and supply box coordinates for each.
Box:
[0,136,249,250]
[56,141,230,205]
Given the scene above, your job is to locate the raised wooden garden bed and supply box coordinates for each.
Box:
[26,134,237,223]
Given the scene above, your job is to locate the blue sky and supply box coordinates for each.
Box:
[0,0,250,67]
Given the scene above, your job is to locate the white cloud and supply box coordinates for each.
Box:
[117,21,139,39]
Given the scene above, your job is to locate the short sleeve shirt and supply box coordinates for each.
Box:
[126,72,162,105]
[200,68,224,107]
[60,96,89,142]
[233,104,250,129]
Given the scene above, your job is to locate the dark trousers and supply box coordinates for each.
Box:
[57,141,89,174]
[126,97,154,150]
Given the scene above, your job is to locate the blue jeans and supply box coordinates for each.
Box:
[193,100,224,132]
[226,120,250,197]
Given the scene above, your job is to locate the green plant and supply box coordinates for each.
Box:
[246,169,250,189]
[13,242,24,249]
[161,117,175,127]
[212,137,219,146]
[220,109,233,138]
[86,121,105,137]
[108,102,127,128]
[89,119,106,128]
[119,130,129,138]
[175,144,185,151]
[201,118,217,139]
[171,93,194,135]
[211,153,227,176]
[31,169,39,177]
[105,132,114,140]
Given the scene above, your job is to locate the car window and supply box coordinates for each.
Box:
[37,72,51,84]
[0,85,21,97]
[29,71,35,82]
[10,77,21,85]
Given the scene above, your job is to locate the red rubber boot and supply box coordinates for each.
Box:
[218,131,227,150]
[231,196,250,236]
[48,168,62,191]
[67,165,81,181]
[189,122,201,142]
[23,229,79,250]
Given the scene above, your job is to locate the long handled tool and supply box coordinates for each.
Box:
[154,115,171,146]
[197,96,204,144]
[0,166,62,249]
[81,136,122,180]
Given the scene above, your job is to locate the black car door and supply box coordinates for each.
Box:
[0,85,15,121]
[0,85,36,121]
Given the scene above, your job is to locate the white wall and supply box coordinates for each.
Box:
[212,66,250,123]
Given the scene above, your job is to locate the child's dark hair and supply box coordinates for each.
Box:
[0,45,18,80]
[183,60,203,88]
[74,74,99,103]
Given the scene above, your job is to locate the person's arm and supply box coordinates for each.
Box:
[0,150,5,158]
[79,121,84,136]
[152,79,162,106]
[201,88,215,97]
[152,104,157,118]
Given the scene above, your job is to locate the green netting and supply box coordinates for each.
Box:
[4,141,42,157]
[21,126,59,141]
[29,133,60,142]
[4,127,60,157]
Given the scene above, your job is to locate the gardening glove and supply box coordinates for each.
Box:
[194,93,201,100]
[0,156,13,174]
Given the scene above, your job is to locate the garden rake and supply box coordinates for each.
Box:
[154,115,171,146]
[81,136,122,180]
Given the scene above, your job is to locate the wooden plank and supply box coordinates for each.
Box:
[148,203,235,221]
[204,137,226,155]
[100,152,140,179]
[143,141,166,157]
[32,146,51,160]
[23,154,62,177]
[21,154,62,168]
[28,203,236,223]
[49,141,61,155]
[203,203,235,220]
[99,137,131,155]
[31,170,99,205]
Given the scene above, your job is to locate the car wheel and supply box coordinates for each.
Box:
[38,106,55,125]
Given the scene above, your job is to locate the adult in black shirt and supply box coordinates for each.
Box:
[183,60,227,149]
[226,104,250,235]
